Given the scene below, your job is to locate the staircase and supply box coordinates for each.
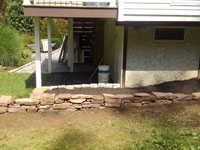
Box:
[73,19,96,64]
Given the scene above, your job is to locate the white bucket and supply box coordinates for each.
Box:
[98,65,110,83]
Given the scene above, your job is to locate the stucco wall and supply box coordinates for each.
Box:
[125,26,200,88]
[104,20,124,83]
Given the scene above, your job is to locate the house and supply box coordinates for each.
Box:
[23,0,200,88]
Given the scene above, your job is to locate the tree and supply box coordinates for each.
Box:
[7,0,34,34]
[0,0,8,24]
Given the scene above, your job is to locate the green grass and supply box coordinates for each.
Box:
[0,72,51,98]
[0,103,200,150]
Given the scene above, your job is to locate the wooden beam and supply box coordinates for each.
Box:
[34,17,42,88]
[116,21,200,27]
[68,18,74,72]
[122,27,128,88]
[24,6,117,18]
[47,18,52,73]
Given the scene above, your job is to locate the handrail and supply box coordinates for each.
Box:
[23,0,116,7]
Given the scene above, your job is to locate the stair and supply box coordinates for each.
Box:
[73,19,96,64]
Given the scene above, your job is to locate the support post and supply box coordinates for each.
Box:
[47,18,52,73]
[34,17,42,88]
[68,18,74,72]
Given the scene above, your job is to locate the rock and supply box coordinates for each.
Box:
[155,100,172,104]
[174,93,192,101]
[172,99,179,104]
[40,93,55,105]
[8,107,26,113]
[56,94,71,100]
[65,85,74,90]
[0,107,8,114]
[134,93,151,97]
[125,103,142,107]
[57,85,66,88]
[123,99,132,103]
[82,102,92,108]
[15,98,39,106]
[105,103,121,107]
[104,98,121,104]
[66,109,77,111]
[55,99,64,104]
[90,84,98,88]
[53,103,71,110]
[38,105,52,110]
[71,94,93,99]
[99,106,106,110]
[91,104,101,108]
[70,98,86,104]
[91,99,104,104]
[192,92,200,100]
[0,96,14,106]
[9,104,20,108]
[105,83,113,88]
[30,88,48,99]
[113,83,121,88]
[152,92,176,100]
[103,94,118,99]
[133,95,156,102]
[98,83,106,88]
[81,84,90,88]
[116,94,133,99]
[70,104,82,109]
[22,106,38,112]
[74,85,82,88]
[93,95,104,100]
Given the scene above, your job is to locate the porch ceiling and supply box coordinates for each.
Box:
[24,6,117,18]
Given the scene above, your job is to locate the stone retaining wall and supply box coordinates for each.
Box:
[1,88,200,114]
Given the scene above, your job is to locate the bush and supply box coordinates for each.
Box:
[0,25,31,66]
[52,38,62,49]
[41,19,63,41]
[21,34,34,47]
[7,0,34,34]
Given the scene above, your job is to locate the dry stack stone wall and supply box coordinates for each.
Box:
[1,88,200,114]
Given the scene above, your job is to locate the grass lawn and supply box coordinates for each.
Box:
[0,102,200,150]
[0,72,51,98]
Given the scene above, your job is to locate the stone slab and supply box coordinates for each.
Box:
[0,96,14,106]
[15,98,39,106]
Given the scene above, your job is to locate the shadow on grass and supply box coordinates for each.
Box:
[47,129,94,150]
[25,73,53,88]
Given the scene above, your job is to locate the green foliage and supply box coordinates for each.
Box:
[41,19,63,41]
[0,0,8,24]
[7,0,34,34]
[52,38,62,49]
[0,25,31,66]
[21,34,35,47]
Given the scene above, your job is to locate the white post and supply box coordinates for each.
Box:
[68,18,74,72]
[47,18,52,73]
[34,17,42,88]
[23,0,31,5]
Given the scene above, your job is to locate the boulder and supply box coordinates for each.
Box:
[82,102,92,108]
[8,107,26,113]
[152,92,176,100]
[93,95,104,100]
[53,103,71,110]
[0,96,14,106]
[40,93,55,105]
[38,105,52,110]
[71,94,93,99]
[104,98,121,104]
[70,98,86,104]
[125,103,142,107]
[192,92,200,100]
[15,98,39,106]
[30,88,48,99]
[91,99,104,104]
[55,98,64,104]
[55,93,71,100]
[116,94,134,99]
[0,107,8,114]
[174,93,192,101]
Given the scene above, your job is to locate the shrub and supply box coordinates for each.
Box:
[0,25,30,66]
[52,38,62,49]
[55,18,68,36]
[7,0,34,34]
[21,34,34,47]
[41,19,63,41]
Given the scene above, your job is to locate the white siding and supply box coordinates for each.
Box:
[118,0,200,22]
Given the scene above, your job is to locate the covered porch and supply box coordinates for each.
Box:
[23,0,123,88]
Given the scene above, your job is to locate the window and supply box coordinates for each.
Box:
[155,28,185,42]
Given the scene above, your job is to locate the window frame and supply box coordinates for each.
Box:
[154,26,186,43]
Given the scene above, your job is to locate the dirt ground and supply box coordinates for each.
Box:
[48,78,200,95]
[0,101,200,150]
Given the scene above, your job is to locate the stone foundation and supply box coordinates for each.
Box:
[0,89,200,114]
